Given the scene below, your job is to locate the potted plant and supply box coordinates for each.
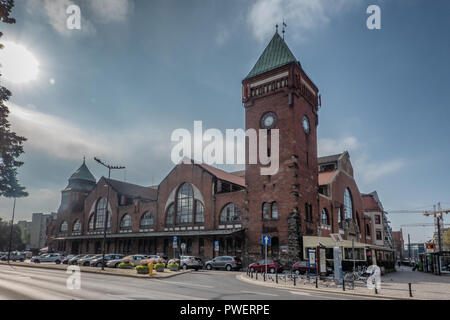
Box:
[118,257,134,269]
[136,265,150,274]
[168,262,179,271]
[154,262,165,272]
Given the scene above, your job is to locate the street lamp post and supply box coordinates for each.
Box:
[94,157,125,271]
[7,198,17,263]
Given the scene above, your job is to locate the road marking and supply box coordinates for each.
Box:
[289,291,311,296]
[155,279,214,289]
[289,290,347,300]
[240,290,279,297]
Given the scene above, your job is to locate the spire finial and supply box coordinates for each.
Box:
[83,156,86,164]
[282,20,287,40]
[275,24,278,33]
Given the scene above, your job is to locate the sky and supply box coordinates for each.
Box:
[0,0,449,243]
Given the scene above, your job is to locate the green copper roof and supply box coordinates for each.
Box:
[245,32,297,80]
[69,161,96,183]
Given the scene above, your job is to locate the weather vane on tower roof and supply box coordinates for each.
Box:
[282,20,287,39]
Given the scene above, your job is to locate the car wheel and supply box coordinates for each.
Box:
[226,265,232,271]
[206,264,212,270]
[35,260,40,264]
[20,259,24,262]
[182,264,188,271]
[270,267,275,274]
[250,267,255,273]
[115,263,120,268]
[55,260,61,264]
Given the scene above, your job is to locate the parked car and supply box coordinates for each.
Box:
[106,254,149,268]
[78,254,101,266]
[205,256,242,271]
[31,253,63,264]
[90,254,124,267]
[179,256,202,271]
[0,252,25,262]
[68,254,86,265]
[248,259,284,274]
[62,255,75,264]
[291,260,320,275]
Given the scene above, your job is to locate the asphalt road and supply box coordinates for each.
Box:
[0,264,371,300]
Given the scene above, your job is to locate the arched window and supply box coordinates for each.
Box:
[195,201,204,224]
[140,211,154,229]
[165,204,174,226]
[271,202,278,220]
[176,183,194,224]
[344,188,353,220]
[220,203,241,223]
[88,214,95,231]
[321,208,329,225]
[120,214,132,230]
[60,221,68,233]
[262,203,270,220]
[72,219,81,233]
[95,198,112,230]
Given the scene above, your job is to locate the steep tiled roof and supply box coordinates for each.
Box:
[362,194,382,211]
[196,163,245,187]
[69,161,96,183]
[244,32,297,80]
[318,170,337,186]
[105,178,157,201]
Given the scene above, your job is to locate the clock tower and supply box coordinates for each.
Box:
[242,31,320,265]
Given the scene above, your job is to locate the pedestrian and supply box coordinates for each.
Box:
[397,260,401,268]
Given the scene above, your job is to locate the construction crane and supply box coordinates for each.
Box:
[387,202,449,253]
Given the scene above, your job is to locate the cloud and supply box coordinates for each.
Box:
[26,0,133,36]
[88,0,134,23]
[318,136,404,184]
[248,0,358,42]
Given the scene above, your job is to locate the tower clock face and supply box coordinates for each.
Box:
[302,115,310,134]
[261,112,277,129]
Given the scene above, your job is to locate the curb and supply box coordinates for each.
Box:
[0,261,193,280]
[237,274,417,300]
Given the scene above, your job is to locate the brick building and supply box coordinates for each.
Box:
[47,31,388,267]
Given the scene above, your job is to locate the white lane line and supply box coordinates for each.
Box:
[155,279,214,289]
[240,290,279,297]
[106,294,133,300]
[289,290,347,300]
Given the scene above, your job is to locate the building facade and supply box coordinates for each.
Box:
[47,31,392,267]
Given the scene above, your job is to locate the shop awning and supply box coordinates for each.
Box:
[53,228,245,240]
[303,236,367,249]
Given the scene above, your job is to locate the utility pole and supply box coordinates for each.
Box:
[94,157,125,271]
[408,233,411,262]
[437,203,443,253]
[7,198,17,263]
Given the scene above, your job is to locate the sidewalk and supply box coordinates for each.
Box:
[0,261,192,279]
[239,266,450,300]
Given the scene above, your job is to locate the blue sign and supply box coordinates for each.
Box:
[214,241,219,251]
[173,236,178,242]
[262,235,271,245]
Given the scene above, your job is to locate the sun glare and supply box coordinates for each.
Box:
[0,41,39,84]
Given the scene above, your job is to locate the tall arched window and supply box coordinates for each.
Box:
[262,203,270,220]
[321,208,329,225]
[344,188,353,220]
[72,219,81,233]
[120,214,132,230]
[60,221,68,233]
[176,183,194,224]
[220,203,241,223]
[88,214,95,231]
[140,211,154,229]
[95,198,111,230]
[195,201,204,224]
[165,204,174,226]
[271,202,278,220]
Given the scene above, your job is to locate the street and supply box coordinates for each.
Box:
[0,264,371,300]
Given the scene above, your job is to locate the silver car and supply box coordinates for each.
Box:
[179,256,202,271]
[106,254,149,268]
[31,253,63,264]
